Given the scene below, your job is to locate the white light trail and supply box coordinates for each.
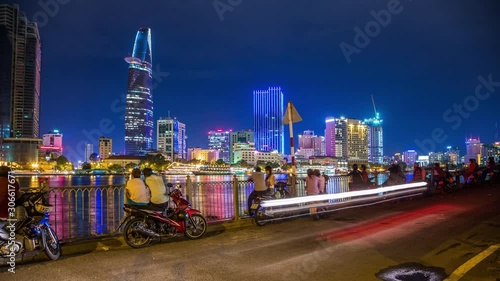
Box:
[260,182,428,208]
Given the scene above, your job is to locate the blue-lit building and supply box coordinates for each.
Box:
[208,129,231,163]
[253,87,284,154]
[124,27,153,155]
[363,114,383,164]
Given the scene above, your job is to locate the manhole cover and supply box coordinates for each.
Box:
[376,262,447,281]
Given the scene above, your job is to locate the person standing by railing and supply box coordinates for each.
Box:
[245,167,268,215]
[143,168,168,209]
[347,164,365,189]
[125,168,150,206]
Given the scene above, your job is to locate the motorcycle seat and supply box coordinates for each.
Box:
[124,204,164,211]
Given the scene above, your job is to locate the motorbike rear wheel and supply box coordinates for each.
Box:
[123,217,154,248]
[184,214,207,239]
[42,226,61,260]
[254,208,267,226]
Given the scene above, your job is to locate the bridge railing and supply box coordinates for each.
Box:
[21,171,428,242]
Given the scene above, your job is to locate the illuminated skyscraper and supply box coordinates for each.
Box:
[465,137,482,164]
[335,117,348,158]
[346,118,368,162]
[325,117,336,156]
[0,4,42,164]
[403,150,417,166]
[0,4,41,139]
[124,27,153,155]
[208,129,231,162]
[253,87,284,154]
[364,114,384,164]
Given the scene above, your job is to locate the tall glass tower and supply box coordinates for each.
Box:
[124,27,153,155]
[253,87,284,154]
[364,114,384,164]
[0,4,41,139]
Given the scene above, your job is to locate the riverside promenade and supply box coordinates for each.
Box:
[3,182,499,281]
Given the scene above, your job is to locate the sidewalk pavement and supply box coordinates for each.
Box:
[16,218,255,265]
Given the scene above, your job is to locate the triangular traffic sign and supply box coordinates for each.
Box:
[283,102,302,124]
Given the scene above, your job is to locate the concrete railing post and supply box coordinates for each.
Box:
[186,175,192,203]
[233,175,240,221]
[289,174,297,197]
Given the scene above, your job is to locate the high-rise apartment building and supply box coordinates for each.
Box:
[0,4,42,164]
[346,119,368,162]
[325,117,336,156]
[39,130,63,161]
[229,129,254,164]
[364,115,383,164]
[403,150,417,166]
[124,27,153,155]
[0,4,41,139]
[297,130,325,157]
[157,117,186,161]
[253,87,284,154]
[335,117,348,158]
[298,130,314,149]
[325,116,368,162]
[99,136,113,160]
[465,137,482,164]
[208,129,231,162]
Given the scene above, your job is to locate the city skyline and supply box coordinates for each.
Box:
[0,1,499,163]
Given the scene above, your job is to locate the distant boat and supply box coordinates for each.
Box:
[192,165,233,175]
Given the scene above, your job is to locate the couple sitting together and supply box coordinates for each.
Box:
[126,168,168,208]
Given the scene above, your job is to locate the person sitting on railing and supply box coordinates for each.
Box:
[245,166,268,215]
[264,165,276,194]
[432,163,446,183]
[0,166,20,242]
[411,163,426,182]
[463,159,477,184]
[360,165,375,187]
[125,168,150,206]
[143,168,168,209]
[314,169,326,194]
[480,157,496,183]
[305,169,320,195]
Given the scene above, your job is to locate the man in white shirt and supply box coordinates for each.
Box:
[143,168,168,208]
[246,167,268,214]
[125,168,150,206]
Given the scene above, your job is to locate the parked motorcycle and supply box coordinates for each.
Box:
[120,183,207,248]
[251,182,293,226]
[0,178,61,263]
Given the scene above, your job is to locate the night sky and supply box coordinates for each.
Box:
[5,0,500,162]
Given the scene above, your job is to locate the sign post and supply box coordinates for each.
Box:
[282,101,302,176]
